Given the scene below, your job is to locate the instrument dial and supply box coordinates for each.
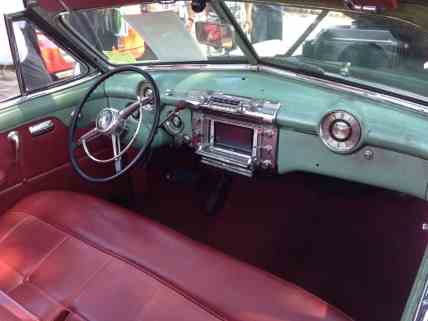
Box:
[320,110,362,153]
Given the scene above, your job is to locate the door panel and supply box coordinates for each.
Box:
[0,79,131,213]
[20,117,111,179]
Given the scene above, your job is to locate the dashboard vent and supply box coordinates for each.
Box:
[209,95,241,107]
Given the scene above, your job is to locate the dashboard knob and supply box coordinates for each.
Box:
[171,115,183,128]
[262,145,273,154]
[261,159,273,170]
[330,120,352,142]
[264,129,274,138]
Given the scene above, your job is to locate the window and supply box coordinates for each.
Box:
[11,19,86,93]
[0,13,86,103]
[0,1,24,102]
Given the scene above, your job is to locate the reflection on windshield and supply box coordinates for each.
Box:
[227,2,428,101]
[63,1,428,101]
[64,2,244,64]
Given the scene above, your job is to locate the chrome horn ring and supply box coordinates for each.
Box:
[80,105,143,164]
[68,66,161,183]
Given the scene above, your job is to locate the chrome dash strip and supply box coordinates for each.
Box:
[258,65,428,117]
[140,64,257,72]
[143,63,428,117]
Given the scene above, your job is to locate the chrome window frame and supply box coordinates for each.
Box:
[2,10,92,104]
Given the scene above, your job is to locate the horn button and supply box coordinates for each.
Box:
[96,108,125,134]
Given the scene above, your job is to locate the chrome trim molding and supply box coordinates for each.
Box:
[140,63,428,117]
[140,64,257,72]
[0,74,99,112]
[1,60,426,121]
[7,130,20,163]
[258,65,428,117]
[29,119,54,136]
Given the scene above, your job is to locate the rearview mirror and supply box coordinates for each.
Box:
[195,21,234,50]
[343,0,398,13]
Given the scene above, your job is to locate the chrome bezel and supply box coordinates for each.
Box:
[137,80,154,99]
[319,110,362,154]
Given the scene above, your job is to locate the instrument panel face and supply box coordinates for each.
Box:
[118,68,428,200]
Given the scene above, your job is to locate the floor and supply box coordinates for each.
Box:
[132,149,428,321]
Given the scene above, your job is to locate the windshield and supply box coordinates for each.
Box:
[226,1,428,101]
[63,1,428,102]
[63,2,246,64]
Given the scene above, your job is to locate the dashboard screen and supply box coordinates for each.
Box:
[214,122,253,155]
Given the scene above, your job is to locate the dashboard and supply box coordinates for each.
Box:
[103,67,428,201]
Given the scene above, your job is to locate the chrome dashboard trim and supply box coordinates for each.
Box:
[139,63,428,118]
[258,65,428,118]
[140,64,257,72]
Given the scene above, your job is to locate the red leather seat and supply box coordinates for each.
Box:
[0,191,352,321]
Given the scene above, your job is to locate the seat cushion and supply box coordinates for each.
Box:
[0,191,353,321]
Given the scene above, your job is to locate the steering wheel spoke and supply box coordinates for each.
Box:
[119,96,153,120]
[112,134,122,173]
[78,127,101,146]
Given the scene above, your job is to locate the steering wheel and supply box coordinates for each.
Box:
[68,66,161,183]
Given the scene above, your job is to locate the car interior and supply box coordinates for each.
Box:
[0,0,427,321]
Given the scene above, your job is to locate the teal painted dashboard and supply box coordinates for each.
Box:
[148,69,428,200]
[1,67,428,200]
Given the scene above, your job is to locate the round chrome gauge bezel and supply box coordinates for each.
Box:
[137,80,154,99]
[319,110,362,154]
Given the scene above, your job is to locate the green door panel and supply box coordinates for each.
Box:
[277,129,428,200]
[0,77,106,132]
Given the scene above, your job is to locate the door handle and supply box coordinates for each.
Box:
[29,120,54,136]
[7,131,20,163]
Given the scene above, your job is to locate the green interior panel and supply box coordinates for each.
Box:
[2,68,428,201]
[277,129,428,199]
[0,77,106,132]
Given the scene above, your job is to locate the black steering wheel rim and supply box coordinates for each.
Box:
[68,66,161,183]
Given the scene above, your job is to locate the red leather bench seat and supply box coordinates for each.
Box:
[0,191,353,321]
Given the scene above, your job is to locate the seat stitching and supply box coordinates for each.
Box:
[21,282,69,321]
[27,236,69,281]
[0,289,40,321]
[8,210,354,321]
[0,215,32,245]
[7,212,229,321]
[133,285,161,321]
[65,256,113,305]
[0,260,23,279]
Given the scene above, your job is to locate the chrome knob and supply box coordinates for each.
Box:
[171,115,182,128]
[264,129,274,138]
[330,120,352,142]
[261,160,273,170]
